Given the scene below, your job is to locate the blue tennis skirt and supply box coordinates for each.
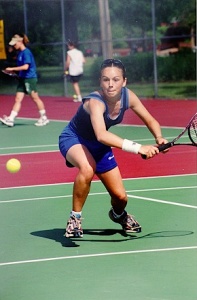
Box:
[59,125,117,174]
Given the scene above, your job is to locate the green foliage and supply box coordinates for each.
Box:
[123,54,154,82]
[0,0,195,76]
[90,51,196,84]
[0,0,195,47]
[157,50,196,81]
[31,45,62,67]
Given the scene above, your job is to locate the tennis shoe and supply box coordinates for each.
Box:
[0,115,14,127]
[35,116,49,126]
[65,215,83,238]
[109,208,141,233]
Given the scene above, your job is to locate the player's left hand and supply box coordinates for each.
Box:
[138,145,159,159]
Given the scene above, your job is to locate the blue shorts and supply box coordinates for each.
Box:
[59,126,117,174]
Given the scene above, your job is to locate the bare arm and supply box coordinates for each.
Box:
[87,98,157,157]
[87,94,167,159]
[88,99,124,148]
[65,55,71,70]
[6,64,29,71]
[128,89,167,145]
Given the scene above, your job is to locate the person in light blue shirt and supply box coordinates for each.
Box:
[0,33,49,127]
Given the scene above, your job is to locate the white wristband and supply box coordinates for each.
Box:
[122,139,142,154]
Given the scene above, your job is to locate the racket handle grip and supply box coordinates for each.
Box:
[158,142,172,151]
[141,142,173,159]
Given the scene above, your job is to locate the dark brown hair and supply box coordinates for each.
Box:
[100,59,126,79]
[16,33,29,45]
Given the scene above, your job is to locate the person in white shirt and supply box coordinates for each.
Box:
[65,40,85,102]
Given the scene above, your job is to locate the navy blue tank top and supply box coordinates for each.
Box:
[68,87,130,141]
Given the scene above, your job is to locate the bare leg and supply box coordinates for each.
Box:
[98,167,141,233]
[72,82,81,99]
[30,91,45,111]
[0,92,25,126]
[72,171,92,211]
[66,144,96,212]
[12,92,25,113]
[97,166,127,214]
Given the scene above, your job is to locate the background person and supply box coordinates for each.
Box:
[0,33,49,127]
[59,58,168,238]
[65,40,85,102]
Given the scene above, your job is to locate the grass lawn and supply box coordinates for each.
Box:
[127,81,196,99]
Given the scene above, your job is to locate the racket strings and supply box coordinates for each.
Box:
[189,116,197,144]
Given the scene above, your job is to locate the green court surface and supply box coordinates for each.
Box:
[0,117,191,155]
[0,175,197,300]
[0,118,64,155]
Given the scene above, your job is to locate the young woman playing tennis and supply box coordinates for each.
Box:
[0,33,49,127]
[59,59,168,238]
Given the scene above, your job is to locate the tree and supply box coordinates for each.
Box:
[0,0,195,63]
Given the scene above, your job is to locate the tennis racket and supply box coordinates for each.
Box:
[142,112,197,159]
[2,69,19,79]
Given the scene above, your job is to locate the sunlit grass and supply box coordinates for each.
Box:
[127,81,196,99]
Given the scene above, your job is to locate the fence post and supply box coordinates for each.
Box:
[151,0,158,98]
[61,0,68,96]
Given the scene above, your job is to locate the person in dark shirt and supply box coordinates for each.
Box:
[59,59,168,238]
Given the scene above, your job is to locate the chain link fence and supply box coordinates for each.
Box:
[0,0,196,98]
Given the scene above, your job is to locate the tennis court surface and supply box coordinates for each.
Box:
[0,95,197,300]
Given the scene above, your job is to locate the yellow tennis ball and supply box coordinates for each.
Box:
[6,158,21,173]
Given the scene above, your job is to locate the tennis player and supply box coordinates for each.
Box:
[0,33,49,127]
[65,40,85,102]
[59,59,168,238]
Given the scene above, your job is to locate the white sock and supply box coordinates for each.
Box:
[70,211,82,219]
[9,110,18,121]
[112,209,125,219]
[77,95,82,101]
[39,109,46,117]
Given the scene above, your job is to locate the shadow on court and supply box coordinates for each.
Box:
[30,228,194,247]
[0,122,33,128]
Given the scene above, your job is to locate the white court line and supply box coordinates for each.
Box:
[0,149,59,156]
[0,138,158,153]
[0,186,197,209]
[1,172,196,190]
[4,117,185,129]
[17,117,67,123]
[0,245,196,267]
[0,144,58,150]
[127,194,197,209]
[1,134,187,151]
[0,123,184,153]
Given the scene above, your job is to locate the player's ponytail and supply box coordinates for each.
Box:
[23,34,29,45]
[16,33,29,45]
